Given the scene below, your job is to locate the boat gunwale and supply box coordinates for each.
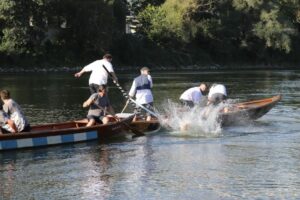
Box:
[0,115,134,141]
[222,95,281,115]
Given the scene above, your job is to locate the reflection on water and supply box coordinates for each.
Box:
[0,70,300,199]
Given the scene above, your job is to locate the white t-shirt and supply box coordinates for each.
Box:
[179,87,203,104]
[208,84,227,98]
[129,74,153,104]
[83,59,114,85]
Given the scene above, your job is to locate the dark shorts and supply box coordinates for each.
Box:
[89,84,107,94]
[22,124,31,132]
[209,93,227,105]
[87,115,105,124]
[180,100,194,108]
[134,102,154,117]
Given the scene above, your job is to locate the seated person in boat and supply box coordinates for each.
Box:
[128,67,154,122]
[207,84,227,105]
[179,83,208,108]
[83,85,114,127]
[0,90,30,132]
[0,105,17,133]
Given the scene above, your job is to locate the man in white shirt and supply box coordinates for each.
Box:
[207,83,227,105]
[74,54,118,94]
[129,67,154,121]
[179,83,208,108]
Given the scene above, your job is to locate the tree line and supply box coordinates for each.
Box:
[0,0,299,68]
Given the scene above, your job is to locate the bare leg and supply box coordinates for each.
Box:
[133,115,137,122]
[102,117,109,124]
[146,115,151,121]
[86,119,95,127]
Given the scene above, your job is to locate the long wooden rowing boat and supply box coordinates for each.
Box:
[219,95,281,125]
[117,95,281,131]
[0,114,134,151]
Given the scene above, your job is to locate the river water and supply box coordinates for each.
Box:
[0,70,299,199]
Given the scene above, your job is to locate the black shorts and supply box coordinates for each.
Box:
[134,102,154,117]
[87,115,105,124]
[209,93,227,105]
[89,84,107,94]
[180,100,194,108]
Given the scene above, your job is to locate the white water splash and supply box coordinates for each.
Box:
[157,99,225,137]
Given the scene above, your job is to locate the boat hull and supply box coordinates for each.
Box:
[219,95,281,126]
[131,120,161,133]
[0,115,134,151]
[116,95,281,131]
[116,113,161,133]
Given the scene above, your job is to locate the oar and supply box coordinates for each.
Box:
[102,65,158,117]
[93,103,144,137]
[121,99,130,113]
[111,114,144,137]
[128,98,158,117]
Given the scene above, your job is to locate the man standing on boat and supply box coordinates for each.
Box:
[129,67,154,121]
[83,85,114,127]
[74,53,118,94]
[179,83,208,108]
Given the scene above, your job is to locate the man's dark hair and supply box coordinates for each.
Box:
[98,85,107,92]
[103,54,112,60]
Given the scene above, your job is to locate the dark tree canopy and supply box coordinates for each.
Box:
[0,0,299,68]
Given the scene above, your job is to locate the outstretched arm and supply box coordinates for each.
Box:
[75,61,95,78]
[74,69,85,78]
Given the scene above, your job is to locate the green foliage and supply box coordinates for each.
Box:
[254,9,295,52]
[128,0,165,14]
[232,1,298,53]
[138,0,201,43]
[136,0,300,64]
[0,28,28,54]
[0,0,127,66]
[232,0,263,11]
[0,0,300,67]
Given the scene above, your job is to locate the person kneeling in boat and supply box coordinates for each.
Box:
[83,86,115,127]
[129,67,154,122]
[0,105,18,134]
[179,83,208,108]
[0,90,30,132]
[207,83,227,105]
[205,83,229,115]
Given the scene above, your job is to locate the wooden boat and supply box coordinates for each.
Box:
[117,95,281,130]
[219,95,281,125]
[0,114,134,151]
[116,113,161,133]
[130,119,161,133]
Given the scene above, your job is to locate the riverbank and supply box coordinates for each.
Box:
[0,63,299,73]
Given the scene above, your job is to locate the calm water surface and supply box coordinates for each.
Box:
[0,70,300,200]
